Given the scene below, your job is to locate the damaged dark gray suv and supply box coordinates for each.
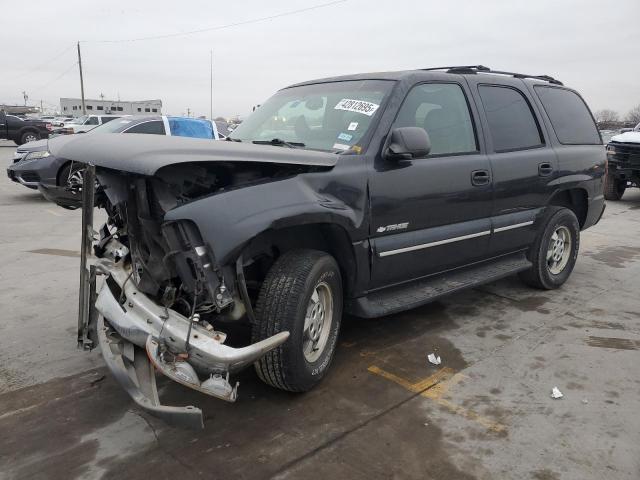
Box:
[49,66,606,429]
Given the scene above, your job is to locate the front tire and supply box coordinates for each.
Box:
[603,174,626,201]
[58,162,84,189]
[519,207,580,290]
[252,249,343,392]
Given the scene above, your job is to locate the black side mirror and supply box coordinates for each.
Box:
[384,127,431,160]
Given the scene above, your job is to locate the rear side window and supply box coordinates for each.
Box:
[123,120,166,135]
[478,85,543,152]
[534,86,600,145]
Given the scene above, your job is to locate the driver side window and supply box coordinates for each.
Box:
[85,116,99,125]
[395,83,477,156]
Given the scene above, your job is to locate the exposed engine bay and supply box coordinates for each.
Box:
[79,162,310,429]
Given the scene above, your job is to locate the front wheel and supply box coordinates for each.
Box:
[519,207,580,290]
[252,249,343,392]
[58,163,84,190]
[603,174,626,201]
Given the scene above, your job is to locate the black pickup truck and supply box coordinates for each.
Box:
[0,110,52,145]
[49,65,605,429]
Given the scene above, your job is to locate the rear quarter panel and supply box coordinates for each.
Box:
[524,81,606,229]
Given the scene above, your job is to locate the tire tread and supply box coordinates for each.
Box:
[252,249,327,392]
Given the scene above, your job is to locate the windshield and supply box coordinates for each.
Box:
[230,80,393,152]
[88,117,138,134]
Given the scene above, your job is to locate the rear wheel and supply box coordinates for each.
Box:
[20,131,40,145]
[519,207,580,290]
[603,174,626,201]
[252,249,342,392]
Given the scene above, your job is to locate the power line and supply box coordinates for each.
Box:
[85,0,347,43]
[6,44,76,82]
[32,61,78,92]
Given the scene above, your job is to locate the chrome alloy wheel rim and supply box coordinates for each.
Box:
[303,281,333,363]
[67,169,84,188]
[25,134,37,143]
[547,226,571,275]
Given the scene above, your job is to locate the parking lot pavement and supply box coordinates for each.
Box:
[1,140,639,480]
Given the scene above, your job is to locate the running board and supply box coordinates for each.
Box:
[347,253,532,318]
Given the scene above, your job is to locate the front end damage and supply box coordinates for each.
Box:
[78,164,289,429]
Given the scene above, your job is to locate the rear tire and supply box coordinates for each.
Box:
[252,249,342,392]
[603,174,626,201]
[20,131,40,145]
[519,207,580,290]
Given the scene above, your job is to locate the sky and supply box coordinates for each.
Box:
[1,0,638,119]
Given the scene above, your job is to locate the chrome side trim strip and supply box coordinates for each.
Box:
[493,220,534,233]
[378,230,491,257]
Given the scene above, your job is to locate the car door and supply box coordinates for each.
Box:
[5,114,22,140]
[0,111,6,138]
[369,81,493,288]
[467,78,557,256]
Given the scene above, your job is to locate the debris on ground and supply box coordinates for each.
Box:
[551,386,564,399]
[582,398,589,404]
[427,353,441,365]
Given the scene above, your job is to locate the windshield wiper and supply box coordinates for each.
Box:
[252,138,305,148]
[226,137,242,142]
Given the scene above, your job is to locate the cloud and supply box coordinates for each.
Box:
[0,0,638,117]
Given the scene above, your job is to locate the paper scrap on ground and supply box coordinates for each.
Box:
[551,386,563,399]
[427,353,441,365]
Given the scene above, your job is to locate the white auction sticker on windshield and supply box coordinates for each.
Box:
[334,99,379,116]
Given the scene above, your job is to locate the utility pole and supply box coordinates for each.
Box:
[210,50,213,120]
[22,91,28,106]
[77,42,86,115]
[187,107,191,117]
[40,99,43,114]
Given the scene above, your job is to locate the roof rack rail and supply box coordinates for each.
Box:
[420,65,563,86]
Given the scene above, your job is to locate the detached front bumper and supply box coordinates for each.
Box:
[92,259,289,428]
[95,259,289,374]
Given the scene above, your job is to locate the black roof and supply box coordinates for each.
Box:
[287,65,563,88]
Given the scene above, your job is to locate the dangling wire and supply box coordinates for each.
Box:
[184,282,202,354]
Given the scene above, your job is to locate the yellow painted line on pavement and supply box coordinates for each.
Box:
[368,365,506,434]
[45,209,63,217]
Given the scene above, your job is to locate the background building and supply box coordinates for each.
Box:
[59,98,162,117]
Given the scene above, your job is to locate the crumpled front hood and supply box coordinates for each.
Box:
[610,131,640,144]
[47,133,337,176]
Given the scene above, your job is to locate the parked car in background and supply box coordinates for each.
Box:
[51,116,74,127]
[54,114,122,134]
[215,120,231,139]
[0,110,53,145]
[36,115,58,122]
[61,66,605,429]
[605,126,640,200]
[7,115,221,208]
